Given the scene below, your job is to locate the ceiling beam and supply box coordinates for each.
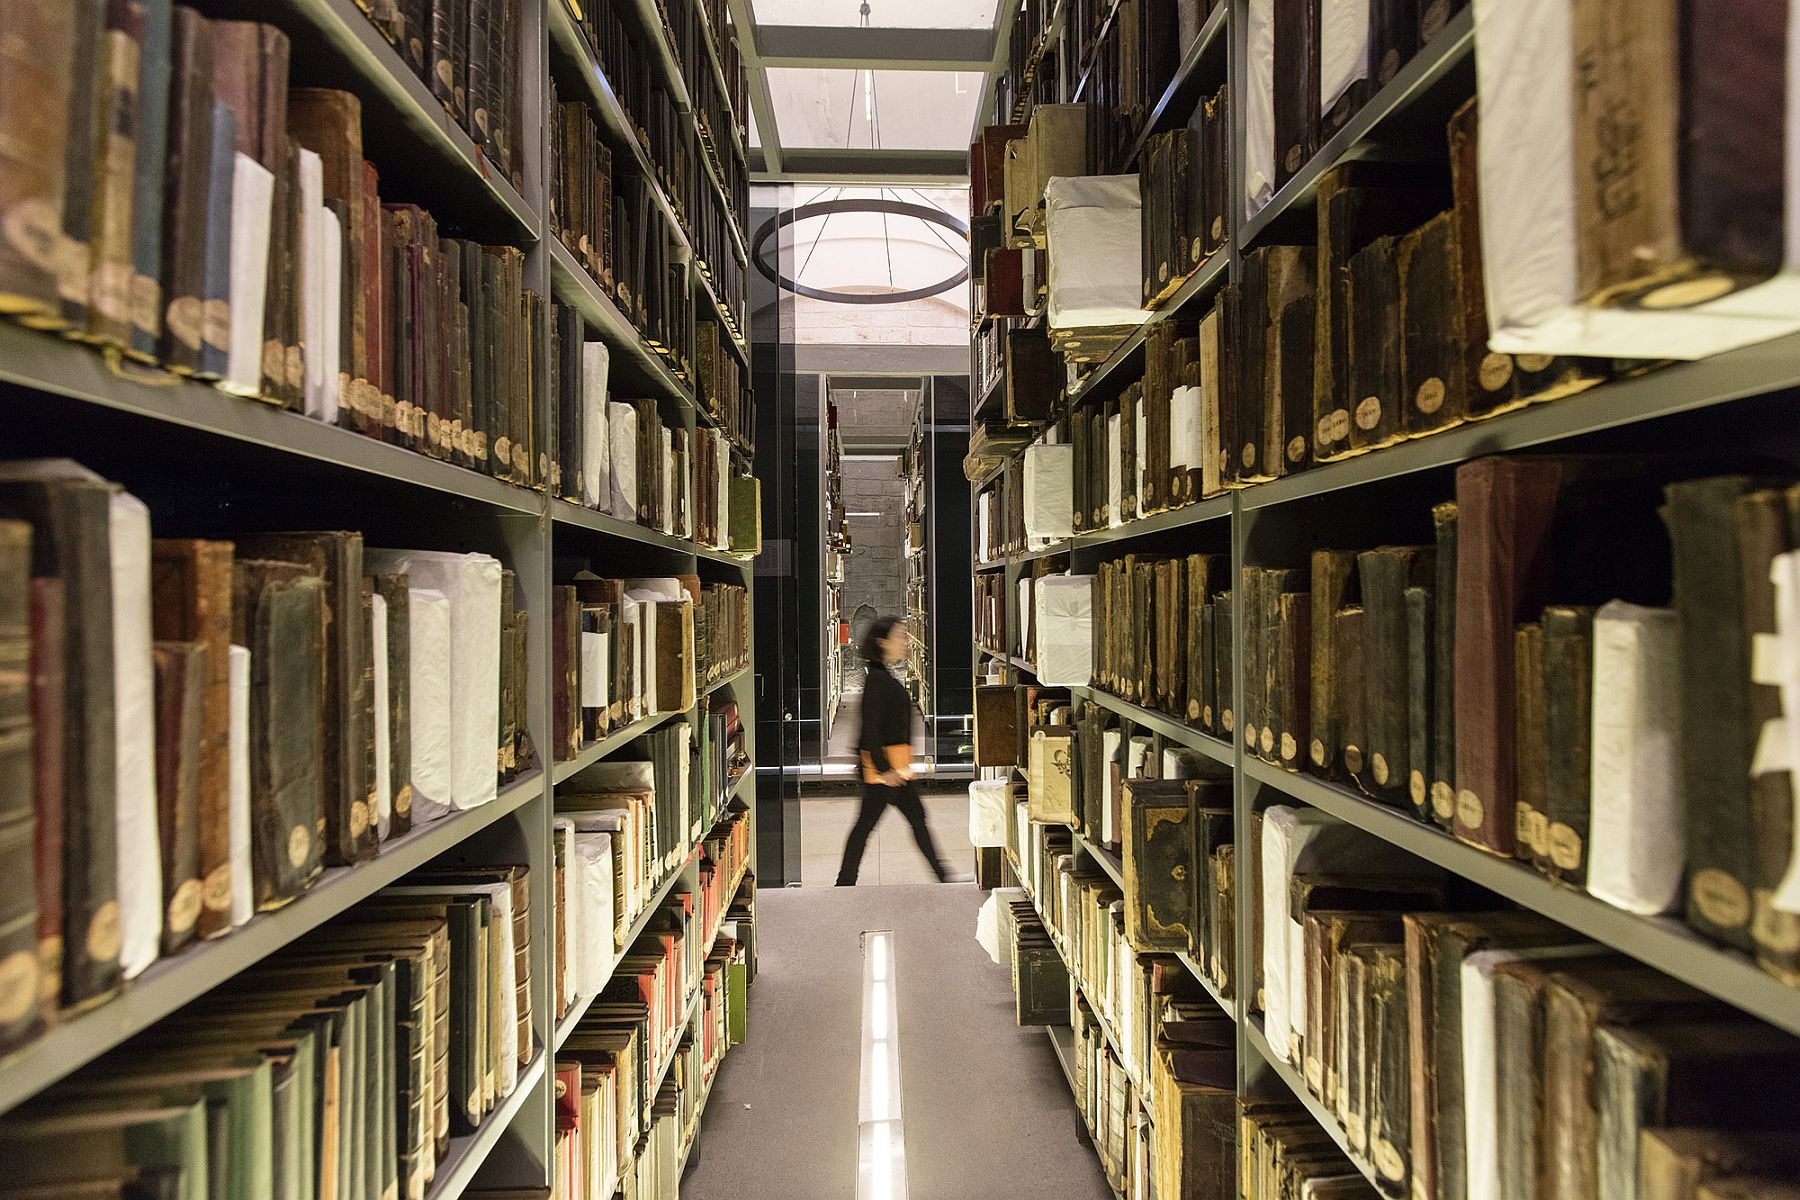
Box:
[752,24,995,70]
[726,0,785,174]
[755,146,970,182]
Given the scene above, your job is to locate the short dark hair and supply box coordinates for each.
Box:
[859,615,902,662]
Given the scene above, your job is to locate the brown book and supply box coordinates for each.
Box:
[1309,550,1358,780]
[54,1,106,332]
[1429,502,1458,828]
[150,539,233,939]
[1347,234,1404,454]
[288,89,368,426]
[0,2,79,321]
[1122,779,1196,953]
[1512,621,1548,865]
[1405,583,1435,821]
[1540,606,1593,884]
[1357,546,1433,806]
[236,533,377,867]
[150,640,205,955]
[1638,1130,1800,1200]
[1278,291,1318,477]
[27,578,63,1022]
[1336,605,1368,790]
[1274,591,1311,770]
[1272,0,1320,186]
[1398,211,1463,438]
[1445,99,1520,419]
[1300,906,1404,1101]
[0,522,41,1052]
[231,560,327,909]
[976,684,1021,767]
[1541,960,1726,1200]
[157,7,213,373]
[85,5,145,348]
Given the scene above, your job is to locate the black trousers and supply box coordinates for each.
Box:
[835,780,949,885]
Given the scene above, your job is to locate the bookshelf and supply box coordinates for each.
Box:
[969,2,1800,1196]
[0,0,757,1195]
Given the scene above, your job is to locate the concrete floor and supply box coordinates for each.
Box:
[679,883,1112,1200]
[798,788,977,886]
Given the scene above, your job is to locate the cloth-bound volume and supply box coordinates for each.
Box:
[150,539,234,938]
[230,558,326,910]
[0,520,42,1054]
[150,641,205,955]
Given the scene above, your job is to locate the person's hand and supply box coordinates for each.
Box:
[879,769,906,786]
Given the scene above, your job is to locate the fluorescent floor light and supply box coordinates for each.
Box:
[858,930,907,1200]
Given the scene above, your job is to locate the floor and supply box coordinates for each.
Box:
[798,787,976,886]
[680,883,1112,1200]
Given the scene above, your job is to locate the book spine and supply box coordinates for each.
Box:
[0,3,78,322]
[27,578,63,1023]
[1429,501,1457,828]
[87,4,144,349]
[1541,606,1594,885]
[150,640,204,955]
[1405,584,1435,823]
[1513,621,1548,866]
[1399,211,1464,438]
[56,0,108,331]
[1309,549,1357,779]
[157,7,213,373]
[1347,234,1403,453]
[198,99,237,379]
[0,522,42,1053]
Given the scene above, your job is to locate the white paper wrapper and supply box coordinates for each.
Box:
[297,148,329,420]
[574,831,616,996]
[1244,0,1276,218]
[969,779,1009,847]
[1023,443,1074,543]
[1044,175,1154,330]
[1035,574,1097,686]
[1586,601,1686,915]
[975,891,1004,965]
[371,592,392,841]
[1319,0,1372,117]
[223,153,274,396]
[553,816,579,1003]
[406,587,454,821]
[228,645,253,928]
[1473,0,1800,360]
[112,489,162,979]
[582,341,611,508]
[367,550,502,811]
[608,401,638,520]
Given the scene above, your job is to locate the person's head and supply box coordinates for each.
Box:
[859,615,908,665]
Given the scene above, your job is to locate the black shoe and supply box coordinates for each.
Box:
[938,869,974,884]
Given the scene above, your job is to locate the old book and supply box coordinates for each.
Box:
[975,685,1021,768]
[1370,0,1420,85]
[1347,234,1404,453]
[0,2,79,321]
[1405,584,1434,821]
[1429,502,1457,828]
[0,522,40,1053]
[1337,605,1368,790]
[1309,550,1358,779]
[1444,98,1518,419]
[1299,906,1409,1102]
[1274,591,1312,770]
[0,475,120,1010]
[1215,590,1234,737]
[230,559,327,910]
[1358,546,1432,806]
[1278,292,1318,477]
[150,540,233,938]
[289,89,368,417]
[28,578,64,1019]
[1540,606,1593,884]
[375,575,412,837]
[121,0,175,359]
[1123,779,1196,952]
[1662,477,1766,950]
[85,3,145,349]
[1638,1130,1800,1200]
[157,7,213,373]
[1513,622,1548,866]
[1199,303,1226,498]
[196,99,237,381]
[54,0,106,332]
[238,533,377,866]
[1399,211,1463,438]
[1217,285,1247,488]
[1272,0,1320,187]
[1592,1019,1800,1200]
[1540,960,1725,1200]
[150,641,205,955]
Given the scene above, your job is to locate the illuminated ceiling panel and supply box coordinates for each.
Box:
[766,67,984,152]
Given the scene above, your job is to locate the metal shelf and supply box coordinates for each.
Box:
[1076,495,1233,549]
[1071,686,1234,766]
[1114,4,1229,172]
[549,499,705,556]
[286,0,540,239]
[1243,758,1800,1038]
[1073,831,1124,890]
[1244,1018,1369,1181]
[1175,950,1236,1022]
[547,240,697,408]
[1068,252,1231,403]
[1241,329,1800,510]
[1017,540,1075,562]
[1045,1023,1079,1091]
[0,770,544,1118]
[553,710,684,785]
[0,322,543,516]
[686,0,750,167]
[632,0,695,111]
[1238,6,1475,248]
[427,1053,550,1200]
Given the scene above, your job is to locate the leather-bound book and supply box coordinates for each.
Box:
[1638,1131,1800,1200]
[122,0,174,358]
[1005,328,1057,425]
[157,7,213,374]
[1370,0,1420,87]
[1214,590,1233,737]
[289,89,368,423]
[1209,842,1235,996]
[1405,584,1434,821]
[238,533,377,867]
[150,641,205,955]
[980,124,1027,214]
[428,0,468,123]
[55,0,107,332]
[1122,779,1194,952]
[1347,234,1404,454]
[196,99,236,380]
[1401,910,1568,1200]
[1398,211,1462,438]
[150,539,233,939]
[1278,291,1318,477]
[1540,606,1593,885]
[1247,248,1312,484]
[1452,459,1562,858]
[1357,546,1433,807]
[1215,284,1246,488]
[1239,569,1265,756]
[1367,943,1412,1197]
[1429,502,1457,828]
[1309,550,1358,780]
[1542,961,1728,1200]
[1593,1019,1800,1200]
[1336,605,1368,790]
[1299,906,1403,1099]
[551,585,578,761]
[1199,87,1228,260]
[1274,590,1311,771]
[1662,477,1766,951]
[27,577,62,1022]
[1445,98,1516,420]
[1152,1047,1236,1200]
[1272,0,1320,188]
[0,477,120,1011]
[1735,490,1800,980]
[86,3,146,349]
[0,522,41,1052]
[1512,622,1547,866]
[0,2,79,323]
[1418,0,1466,39]
[376,574,412,837]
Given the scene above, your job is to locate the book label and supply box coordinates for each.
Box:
[1691,867,1751,930]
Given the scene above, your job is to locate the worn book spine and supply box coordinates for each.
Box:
[198,100,236,379]
[1663,477,1760,951]
[1369,944,1411,1197]
[125,0,172,356]
[0,2,78,321]
[151,640,205,955]
[1239,567,1264,755]
[1398,211,1463,438]
[1217,284,1246,488]
[1454,458,1565,858]
[1215,590,1234,737]
[1192,585,1214,729]
[56,0,107,332]
[1513,622,1548,866]
[87,2,145,349]
[1347,234,1403,453]
[1310,550,1358,780]
[1370,0,1420,86]
[1275,590,1312,770]
[1405,584,1435,823]
[1358,546,1432,806]
[1313,178,1356,463]
[1337,605,1368,791]
[0,522,41,1052]
[1272,0,1320,187]
[1278,292,1318,477]
[158,7,214,373]
[1445,98,1519,419]
[1541,606,1593,885]
[1199,304,1224,498]
[376,575,412,838]
[1738,490,1800,978]
[1430,502,1457,829]
[27,578,63,1022]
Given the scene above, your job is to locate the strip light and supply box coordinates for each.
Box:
[858,929,907,1200]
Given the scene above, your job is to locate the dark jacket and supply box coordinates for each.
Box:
[857,661,913,784]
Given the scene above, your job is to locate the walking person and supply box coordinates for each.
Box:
[835,615,961,885]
